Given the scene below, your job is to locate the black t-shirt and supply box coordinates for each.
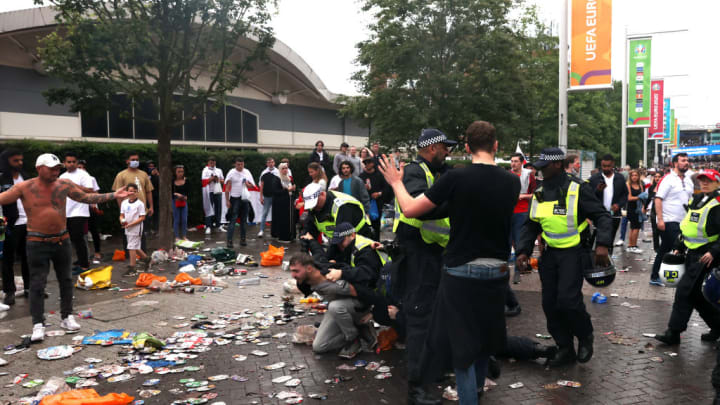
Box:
[424,163,520,266]
[261,172,282,197]
[359,170,386,197]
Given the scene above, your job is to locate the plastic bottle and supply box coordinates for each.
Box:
[237,277,261,286]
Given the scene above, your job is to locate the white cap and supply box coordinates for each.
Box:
[302,183,324,210]
[35,153,64,168]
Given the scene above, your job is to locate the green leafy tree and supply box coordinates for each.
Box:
[341,0,555,153]
[34,0,275,248]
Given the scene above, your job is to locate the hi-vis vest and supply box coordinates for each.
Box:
[352,234,390,267]
[681,197,720,250]
[529,181,588,248]
[315,191,368,239]
[393,162,450,248]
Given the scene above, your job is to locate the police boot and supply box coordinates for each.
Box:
[532,344,558,359]
[548,346,576,367]
[655,329,681,345]
[577,334,594,363]
[702,330,720,342]
[714,390,720,405]
[408,385,441,405]
[486,356,501,379]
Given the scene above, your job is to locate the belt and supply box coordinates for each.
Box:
[445,263,509,280]
[27,230,69,243]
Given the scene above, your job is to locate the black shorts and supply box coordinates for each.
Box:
[628,211,642,229]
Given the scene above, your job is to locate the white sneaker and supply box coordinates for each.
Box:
[219,225,227,233]
[614,240,624,247]
[0,302,8,311]
[31,323,45,342]
[0,357,7,366]
[60,315,81,331]
[257,230,264,238]
[205,227,212,235]
[629,246,643,254]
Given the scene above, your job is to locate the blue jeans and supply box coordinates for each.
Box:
[173,203,187,238]
[259,195,273,231]
[455,357,489,405]
[205,193,222,229]
[227,197,249,242]
[510,212,528,250]
[619,215,629,241]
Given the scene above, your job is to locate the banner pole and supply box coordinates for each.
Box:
[621,26,628,168]
[558,0,569,153]
[643,128,648,168]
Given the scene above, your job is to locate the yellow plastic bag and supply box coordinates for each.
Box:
[76,266,113,290]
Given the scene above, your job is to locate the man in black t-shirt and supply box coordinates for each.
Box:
[380,121,518,405]
[358,158,388,240]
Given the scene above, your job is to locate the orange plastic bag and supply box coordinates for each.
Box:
[260,244,284,267]
[112,250,126,261]
[40,389,134,405]
[530,257,539,269]
[377,327,398,352]
[175,272,202,285]
[135,273,167,287]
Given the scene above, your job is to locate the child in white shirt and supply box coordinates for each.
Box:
[120,184,148,273]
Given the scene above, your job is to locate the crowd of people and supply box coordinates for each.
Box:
[5,130,720,403]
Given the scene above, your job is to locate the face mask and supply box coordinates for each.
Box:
[129,161,140,169]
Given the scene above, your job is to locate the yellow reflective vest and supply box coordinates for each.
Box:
[315,191,368,239]
[352,234,390,266]
[393,161,450,248]
[529,181,588,248]
[681,197,720,250]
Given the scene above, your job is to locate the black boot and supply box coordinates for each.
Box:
[577,334,594,363]
[702,330,720,342]
[408,385,441,405]
[714,390,720,405]
[487,356,501,379]
[548,346,576,367]
[3,294,15,306]
[655,329,681,345]
[505,304,521,317]
[533,344,558,359]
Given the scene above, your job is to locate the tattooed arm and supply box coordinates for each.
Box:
[64,180,129,203]
[0,182,23,205]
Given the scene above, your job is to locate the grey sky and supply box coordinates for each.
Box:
[1,0,717,126]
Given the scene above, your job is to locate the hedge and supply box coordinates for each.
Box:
[0,140,323,234]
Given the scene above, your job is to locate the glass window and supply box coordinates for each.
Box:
[80,107,107,138]
[184,102,204,141]
[108,94,132,139]
[135,98,158,140]
[205,102,225,142]
[226,105,243,142]
[242,111,258,143]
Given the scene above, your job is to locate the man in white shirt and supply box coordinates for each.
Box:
[258,157,279,237]
[201,157,225,235]
[650,153,693,286]
[225,157,255,247]
[60,152,94,271]
[0,149,30,308]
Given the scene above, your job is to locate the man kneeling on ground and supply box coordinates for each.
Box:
[289,253,372,359]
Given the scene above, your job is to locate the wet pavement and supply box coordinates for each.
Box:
[0,223,718,404]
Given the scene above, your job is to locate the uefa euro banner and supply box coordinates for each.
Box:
[570,0,612,90]
[661,98,671,144]
[649,80,664,139]
[627,38,652,127]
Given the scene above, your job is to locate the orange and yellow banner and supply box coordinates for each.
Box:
[570,0,613,89]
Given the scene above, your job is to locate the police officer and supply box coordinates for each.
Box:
[655,169,720,346]
[516,148,612,366]
[301,182,372,240]
[389,128,453,405]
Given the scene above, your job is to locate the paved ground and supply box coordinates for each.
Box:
[0,222,718,404]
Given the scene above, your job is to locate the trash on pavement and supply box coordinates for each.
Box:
[150,249,169,264]
[650,356,664,363]
[642,333,656,338]
[237,277,261,286]
[556,380,582,387]
[132,333,165,350]
[135,273,167,287]
[37,388,134,405]
[37,346,74,360]
[260,245,284,267]
[175,240,203,249]
[442,386,458,401]
[591,292,607,303]
[112,250,126,261]
[34,377,71,402]
[83,330,136,345]
[535,333,552,339]
[292,325,316,345]
[76,266,114,290]
[509,382,524,389]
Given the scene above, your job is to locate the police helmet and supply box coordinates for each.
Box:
[659,252,685,288]
[584,256,616,287]
[703,267,720,311]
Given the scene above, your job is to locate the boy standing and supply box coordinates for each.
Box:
[120,184,148,275]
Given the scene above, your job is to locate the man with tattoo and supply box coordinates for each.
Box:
[0,153,130,342]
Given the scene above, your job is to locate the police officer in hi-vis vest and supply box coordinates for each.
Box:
[300,182,373,240]
[516,148,612,367]
[655,169,720,346]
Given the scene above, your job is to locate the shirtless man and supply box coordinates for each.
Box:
[0,153,130,341]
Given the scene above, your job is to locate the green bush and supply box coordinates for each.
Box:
[0,140,320,233]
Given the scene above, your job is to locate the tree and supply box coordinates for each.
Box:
[34,0,275,249]
[341,0,555,153]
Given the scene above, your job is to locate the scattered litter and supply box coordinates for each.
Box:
[336,364,357,371]
[45,330,66,337]
[556,380,582,388]
[650,356,664,363]
[442,386,458,401]
[509,382,524,389]
[37,345,74,360]
[273,376,293,384]
[374,372,392,380]
[535,334,552,339]
[233,355,247,361]
[620,302,641,309]
[284,378,302,387]
[665,352,678,357]
[642,333,656,338]
[264,362,286,370]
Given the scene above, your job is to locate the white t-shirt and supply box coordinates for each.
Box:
[602,173,614,212]
[14,174,27,226]
[89,175,100,192]
[60,169,94,218]
[655,171,693,223]
[328,175,342,190]
[121,198,146,235]
[260,167,280,179]
[202,166,224,194]
[225,168,255,199]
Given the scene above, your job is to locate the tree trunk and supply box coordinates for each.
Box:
[157,126,174,250]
